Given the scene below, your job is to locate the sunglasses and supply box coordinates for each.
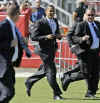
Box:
[87,14,95,17]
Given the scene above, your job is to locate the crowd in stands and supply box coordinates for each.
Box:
[0,0,44,33]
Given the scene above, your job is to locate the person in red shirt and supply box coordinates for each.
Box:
[20,1,32,38]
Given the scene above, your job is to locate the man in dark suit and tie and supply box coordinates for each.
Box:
[0,2,32,103]
[61,22,85,91]
[25,4,64,100]
[72,8,100,98]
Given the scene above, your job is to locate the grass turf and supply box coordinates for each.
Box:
[11,78,100,103]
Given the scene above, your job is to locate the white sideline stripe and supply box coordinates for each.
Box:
[15,72,63,78]
[15,72,33,77]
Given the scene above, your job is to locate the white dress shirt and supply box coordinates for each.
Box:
[46,17,57,35]
[6,17,18,62]
[88,22,99,49]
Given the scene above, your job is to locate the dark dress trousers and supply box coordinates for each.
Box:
[73,20,100,95]
[0,19,23,103]
[62,22,84,83]
[28,17,62,96]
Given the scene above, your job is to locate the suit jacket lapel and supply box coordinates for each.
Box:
[44,17,59,35]
[85,21,91,36]
[94,21,100,38]
[43,17,53,33]
[5,19,14,40]
[83,21,93,46]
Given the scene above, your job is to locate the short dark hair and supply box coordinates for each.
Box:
[46,4,55,11]
[7,2,20,17]
[85,7,96,13]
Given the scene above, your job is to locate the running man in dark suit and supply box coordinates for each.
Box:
[25,4,64,100]
[0,3,20,103]
[61,0,88,91]
[61,22,85,91]
[0,2,31,103]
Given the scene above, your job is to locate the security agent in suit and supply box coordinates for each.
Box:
[13,28,32,67]
[61,22,85,91]
[25,5,64,100]
[61,1,88,91]
[72,8,100,98]
[0,3,31,103]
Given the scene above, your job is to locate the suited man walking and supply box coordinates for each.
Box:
[25,4,63,100]
[61,22,85,91]
[0,2,32,103]
[73,8,100,98]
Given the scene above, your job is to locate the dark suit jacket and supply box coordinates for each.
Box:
[67,22,78,47]
[73,20,100,55]
[67,22,83,55]
[30,17,61,55]
[0,19,23,77]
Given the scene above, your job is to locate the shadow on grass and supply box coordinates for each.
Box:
[96,93,100,94]
[83,97,100,100]
[62,97,100,101]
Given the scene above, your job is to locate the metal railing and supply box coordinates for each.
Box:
[41,0,73,27]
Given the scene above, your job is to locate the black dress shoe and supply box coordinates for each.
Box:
[64,71,71,76]
[85,93,96,98]
[25,81,33,96]
[61,76,70,91]
[53,95,64,100]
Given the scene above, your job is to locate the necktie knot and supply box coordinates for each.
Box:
[92,22,96,28]
[92,22,94,26]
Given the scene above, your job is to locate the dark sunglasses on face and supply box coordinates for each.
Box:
[87,14,95,17]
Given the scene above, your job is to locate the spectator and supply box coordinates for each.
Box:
[20,1,32,42]
[0,3,7,12]
[30,0,45,23]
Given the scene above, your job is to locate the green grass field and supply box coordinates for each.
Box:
[10,78,100,103]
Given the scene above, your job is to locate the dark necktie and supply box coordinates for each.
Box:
[92,23,100,38]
